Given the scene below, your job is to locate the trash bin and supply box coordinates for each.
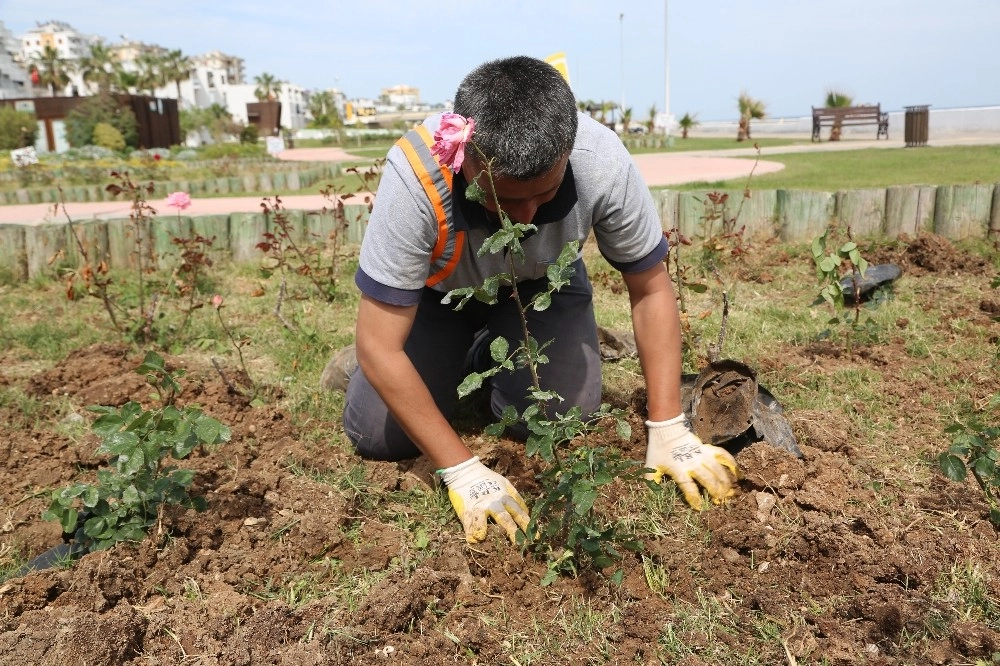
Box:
[904,105,930,147]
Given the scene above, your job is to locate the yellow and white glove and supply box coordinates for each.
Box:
[438,456,530,544]
[644,414,740,508]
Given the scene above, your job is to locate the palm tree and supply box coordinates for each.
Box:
[824,88,854,141]
[622,107,633,134]
[135,52,164,96]
[646,104,657,133]
[677,112,700,139]
[737,90,766,142]
[29,45,73,96]
[308,90,337,127]
[160,50,192,108]
[114,68,140,94]
[79,43,118,95]
[253,73,281,102]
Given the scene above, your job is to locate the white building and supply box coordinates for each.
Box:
[381,84,419,109]
[224,80,309,132]
[0,22,30,99]
[17,20,97,96]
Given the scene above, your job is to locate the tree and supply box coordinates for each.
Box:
[308,90,340,128]
[253,73,281,102]
[29,45,73,96]
[0,106,38,150]
[677,112,699,139]
[646,104,657,133]
[621,107,633,134]
[79,43,119,95]
[737,90,766,142]
[135,52,164,96]
[181,104,242,143]
[160,50,192,108]
[824,88,854,141]
[65,93,139,148]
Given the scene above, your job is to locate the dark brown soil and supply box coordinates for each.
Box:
[2,233,999,665]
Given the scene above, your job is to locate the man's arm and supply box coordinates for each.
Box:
[621,263,683,421]
[355,294,531,542]
[622,263,739,508]
[355,294,472,469]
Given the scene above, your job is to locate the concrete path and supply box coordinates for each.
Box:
[3,132,998,227]
[0,149,784,227]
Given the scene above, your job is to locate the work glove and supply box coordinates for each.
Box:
[644,414,740,508]
[438,456,530,544]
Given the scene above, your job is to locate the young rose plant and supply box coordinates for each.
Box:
[435,114,648,585]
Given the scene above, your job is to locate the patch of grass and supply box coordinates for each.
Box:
[670,144,1000,191]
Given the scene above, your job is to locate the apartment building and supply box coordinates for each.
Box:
[0,22,30,99]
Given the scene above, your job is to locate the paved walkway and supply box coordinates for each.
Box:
[3,133,998,227]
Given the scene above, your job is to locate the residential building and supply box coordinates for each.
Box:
[0,22,30,99]
[17,20,96,96]
[380,84,419,109]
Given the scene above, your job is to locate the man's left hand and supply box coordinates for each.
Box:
[644,414,739,508]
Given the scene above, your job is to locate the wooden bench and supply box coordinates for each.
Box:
[811,105,888,142]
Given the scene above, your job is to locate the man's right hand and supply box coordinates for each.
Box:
[438,456,530,544]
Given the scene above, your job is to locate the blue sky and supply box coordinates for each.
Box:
[5,0,998,121]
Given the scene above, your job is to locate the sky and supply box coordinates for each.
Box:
[4,0,998,122]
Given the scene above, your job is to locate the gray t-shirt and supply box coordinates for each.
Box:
[356,112,667,307]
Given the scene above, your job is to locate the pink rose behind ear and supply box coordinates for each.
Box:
[165,191,192,210]
[431,113,475,173]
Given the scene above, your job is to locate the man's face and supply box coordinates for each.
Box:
[461,155,569,226]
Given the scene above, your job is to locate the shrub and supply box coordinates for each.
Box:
[92,122,126,151]
[65,94,139,149]
[0,105,38,150]
[198,142,268,160]
[240,124,260,145]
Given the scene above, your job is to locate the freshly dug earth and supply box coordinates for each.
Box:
[1,234,999,665]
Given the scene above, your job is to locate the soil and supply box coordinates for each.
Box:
[2,234,999,665]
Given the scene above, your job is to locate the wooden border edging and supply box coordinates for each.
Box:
[1,183,996,281]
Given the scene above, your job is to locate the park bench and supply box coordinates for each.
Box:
[811,104,889,142]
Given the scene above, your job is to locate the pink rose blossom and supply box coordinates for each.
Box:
[431,113,475,173]
[165,191,192,210]
[211,294,224,309]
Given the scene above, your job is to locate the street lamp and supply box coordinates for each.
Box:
[619,12,625,125]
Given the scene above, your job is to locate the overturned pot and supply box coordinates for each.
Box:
[681,359,802,458]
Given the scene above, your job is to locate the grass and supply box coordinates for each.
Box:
[670,144,1000,191]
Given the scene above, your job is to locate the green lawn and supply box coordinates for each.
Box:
[669,144,1000,191]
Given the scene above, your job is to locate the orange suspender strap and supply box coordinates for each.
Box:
[395,127,465,287]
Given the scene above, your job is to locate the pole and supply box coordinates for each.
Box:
[619,12,625,126]
[664,0,670,119]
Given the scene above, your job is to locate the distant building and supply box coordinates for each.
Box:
[18,20,95,62]
[380,84,419,109]
[0,22,30,99]
[17,20,97,96]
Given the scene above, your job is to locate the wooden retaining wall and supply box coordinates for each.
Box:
[656,183,1000,243]
[0,162,341,205]
[0,205,371,281]
[2,183,998,281]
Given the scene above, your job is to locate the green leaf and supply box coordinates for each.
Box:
[81,486,100,508]
[939,452,968,481]
[99,430,141,455]
[839,241,857,254]
[489,336,509,362]
[573,487,598,515]
[683,281,708,293]
[59,507,79,534]
[532,292,552,312]
[457,372,485,398]
[91,413,125,437]
[193,416,225,446]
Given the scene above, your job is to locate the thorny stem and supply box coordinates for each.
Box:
[214,308,257,399]
[57,191,123,334]
[471,144,544,393]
